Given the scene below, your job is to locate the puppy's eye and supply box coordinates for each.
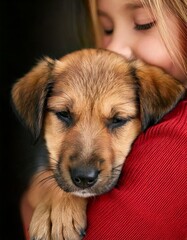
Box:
[108,116,128,131]
[56,111,73,126]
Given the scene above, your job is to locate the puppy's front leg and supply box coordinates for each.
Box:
[51,194,87,240]
[28,172,88,240]
[30,193,87,240]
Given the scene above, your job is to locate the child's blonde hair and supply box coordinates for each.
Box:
[88,0,187,77]
[141,0,187,77]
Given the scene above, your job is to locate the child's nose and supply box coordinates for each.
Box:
[120,46,135,60]
[107,43,135,61]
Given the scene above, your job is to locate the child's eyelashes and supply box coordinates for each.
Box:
[102,21,156,35]
[134,21,156,31]
[103,29,113,35]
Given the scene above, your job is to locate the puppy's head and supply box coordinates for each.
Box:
[12,49,185,197]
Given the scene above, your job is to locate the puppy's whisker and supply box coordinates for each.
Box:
[112,168,122,173]
[112,164,123,170]
[48,156,59,163]
[46,165,57,171]
[39,174,55,184]
[37,176,60,193]
[34,169,51,179]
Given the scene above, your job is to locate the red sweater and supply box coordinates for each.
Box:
[85,97,187,239]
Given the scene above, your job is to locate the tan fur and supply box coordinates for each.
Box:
[12,49,185,240]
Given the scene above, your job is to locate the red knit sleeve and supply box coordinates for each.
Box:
[85,98,187,240]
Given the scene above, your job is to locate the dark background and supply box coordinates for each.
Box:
[0,1,94,239]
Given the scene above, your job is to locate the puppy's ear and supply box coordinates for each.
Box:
[11,57,55,140]
[131,61,186,131]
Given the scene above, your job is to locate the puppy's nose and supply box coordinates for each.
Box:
[70,167,99,189]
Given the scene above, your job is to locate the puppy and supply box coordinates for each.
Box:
[12,48,185,240]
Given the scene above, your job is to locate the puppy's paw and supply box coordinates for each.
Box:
[29,201,51,240]
[29,195,87,240]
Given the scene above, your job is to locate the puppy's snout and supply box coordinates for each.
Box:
[70,167,99,189]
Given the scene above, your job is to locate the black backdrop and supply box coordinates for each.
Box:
[0,1,94,239]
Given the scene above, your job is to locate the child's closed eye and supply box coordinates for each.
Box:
[103,28,113,35]
[134,21,156,31]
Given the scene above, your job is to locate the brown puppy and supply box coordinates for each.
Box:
[12,49,185,240]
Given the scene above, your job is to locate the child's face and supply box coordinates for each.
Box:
[97,0,186,84]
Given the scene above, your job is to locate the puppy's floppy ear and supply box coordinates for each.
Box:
[131,61,186,131]
[11,57,55,140]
